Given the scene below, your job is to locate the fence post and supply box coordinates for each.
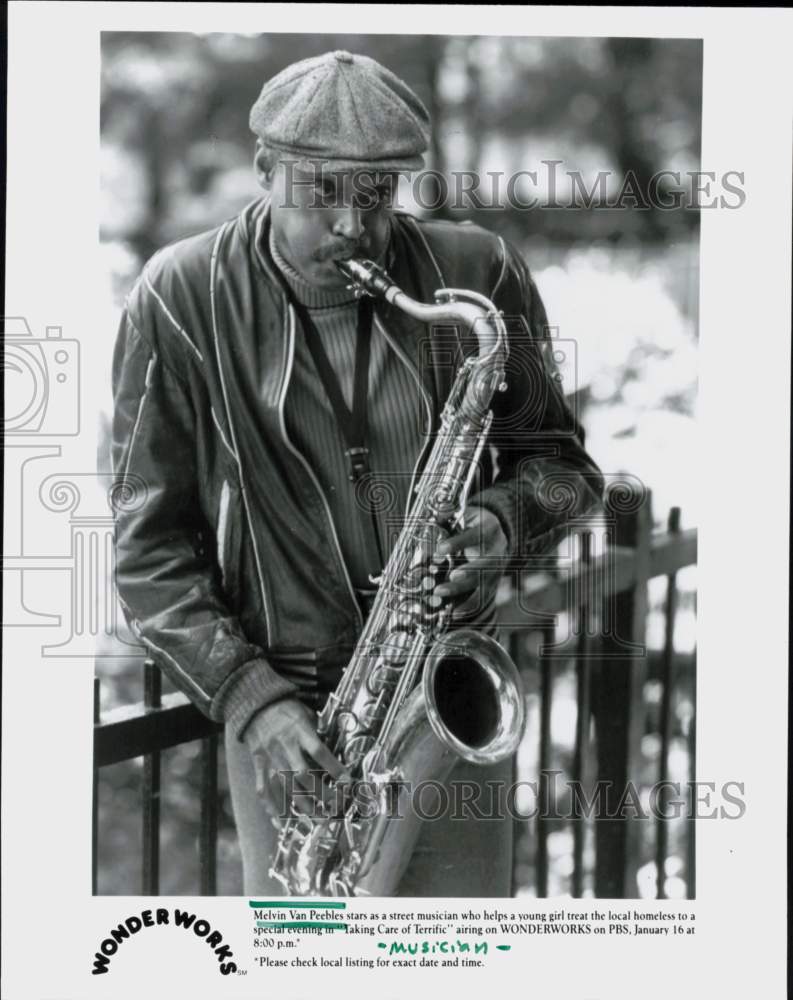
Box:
[142,659,162,895]
[687,661,696,899]
[571,530,593,898]
[199,734,219,895]
[593,487,651,898]
[535,623,555,898]
[656,507,681,898]
[92,678,100,895]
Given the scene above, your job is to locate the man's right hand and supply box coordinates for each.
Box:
[242,699,349,821]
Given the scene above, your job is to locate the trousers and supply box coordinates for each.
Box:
[225,726,514,897]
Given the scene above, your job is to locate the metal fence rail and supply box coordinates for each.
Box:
[94,491,696,897]
[501,497,696,899]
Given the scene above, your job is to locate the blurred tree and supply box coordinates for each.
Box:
[101,33,702,260]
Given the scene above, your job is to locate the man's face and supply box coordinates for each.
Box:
[263,151,398,288]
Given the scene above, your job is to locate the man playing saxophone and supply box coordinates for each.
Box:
[112,50,603,896]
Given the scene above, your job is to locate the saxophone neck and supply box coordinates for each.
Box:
[335,258,507,362]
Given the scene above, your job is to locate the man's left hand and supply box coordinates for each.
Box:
[433,507,508,620]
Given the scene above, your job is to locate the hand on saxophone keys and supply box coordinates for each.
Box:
[432,506,508,620]
[243,699,351,822]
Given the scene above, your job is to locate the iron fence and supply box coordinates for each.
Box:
[94,490,696,897]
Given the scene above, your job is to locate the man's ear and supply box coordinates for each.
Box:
[253,139,274,191]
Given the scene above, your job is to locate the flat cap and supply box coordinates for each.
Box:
[250,50,430,171]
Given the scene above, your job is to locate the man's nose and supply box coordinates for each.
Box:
[332,207,364,243]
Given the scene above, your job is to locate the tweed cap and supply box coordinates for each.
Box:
[249,50,430,171]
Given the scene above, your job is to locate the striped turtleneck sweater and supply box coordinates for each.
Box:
[269,230,429,594]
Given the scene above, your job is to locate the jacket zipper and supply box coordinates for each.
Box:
[210,222,273,645]
[277,306,364,630]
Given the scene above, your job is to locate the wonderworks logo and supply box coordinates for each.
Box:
[91,907,238,976]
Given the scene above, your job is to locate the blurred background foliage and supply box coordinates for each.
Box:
[96,33,700,898]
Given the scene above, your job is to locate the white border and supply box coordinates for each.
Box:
[3,4,791,999]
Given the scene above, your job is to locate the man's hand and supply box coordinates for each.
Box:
[433,506,508,620]
[243,699,349,821]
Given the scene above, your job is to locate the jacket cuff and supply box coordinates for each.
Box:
[213,658,298,742]
[467,486,520,557]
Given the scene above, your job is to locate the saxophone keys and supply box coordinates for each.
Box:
[392,597,420,629]
[366,663,397,696]
[380,629,410,664]
[402,564,425,592]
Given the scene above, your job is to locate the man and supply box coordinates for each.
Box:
[112,50,603,896]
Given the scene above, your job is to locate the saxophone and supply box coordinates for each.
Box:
[269,258,525,896]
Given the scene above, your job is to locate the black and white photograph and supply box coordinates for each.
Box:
[2,5,790,999]
[95,30,701,901]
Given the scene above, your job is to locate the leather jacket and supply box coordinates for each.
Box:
[112,197,604,737]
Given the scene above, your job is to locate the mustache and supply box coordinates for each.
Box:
[311,236,371,263]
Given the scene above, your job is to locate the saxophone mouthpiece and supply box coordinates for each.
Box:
[335,258,395,300]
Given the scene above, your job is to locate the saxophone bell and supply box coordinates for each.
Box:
[422,629,525,765]
[347,628,525,895]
